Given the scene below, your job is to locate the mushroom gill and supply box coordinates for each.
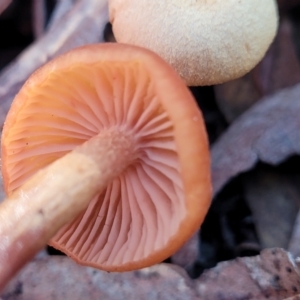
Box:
[2,55,185,269]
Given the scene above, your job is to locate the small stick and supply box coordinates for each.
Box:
[32,0,46,39]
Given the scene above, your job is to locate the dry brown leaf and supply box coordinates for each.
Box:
[0,0,108,127]
[215,18,300,122]
[1,258,198,300]
[46,0,78,30]
[2,249,300,300]
[195,248,300,300]
[212,83,300,196]
[244,166,300,249]
[256,19,300,96]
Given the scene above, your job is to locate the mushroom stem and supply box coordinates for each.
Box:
[0,128,136,291]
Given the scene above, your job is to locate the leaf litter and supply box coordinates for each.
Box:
[1,0,300,299]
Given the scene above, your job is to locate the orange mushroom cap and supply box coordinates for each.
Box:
[1,43,211,271]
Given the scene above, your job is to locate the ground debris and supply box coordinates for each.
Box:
[215,17,300,123]
[0,0,108,126]
[212,83,300,195]
[2,249,300,300]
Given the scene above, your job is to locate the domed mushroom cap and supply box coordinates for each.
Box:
[1,44,211,271]
[109,0,278,86]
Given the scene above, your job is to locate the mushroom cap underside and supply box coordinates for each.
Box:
[109,0,278,86]
[1,43,211,271]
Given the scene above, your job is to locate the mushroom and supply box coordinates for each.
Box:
[0,43,211,288]
[109,0,279,86]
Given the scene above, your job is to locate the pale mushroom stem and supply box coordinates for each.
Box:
[0,128,136,291]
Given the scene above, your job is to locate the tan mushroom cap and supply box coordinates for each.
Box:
[1,43,211,271]
[109,0,278,86]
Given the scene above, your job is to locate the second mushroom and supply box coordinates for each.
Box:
[109,0,278,86]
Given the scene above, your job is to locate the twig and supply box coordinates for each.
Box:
[32,0,46,39]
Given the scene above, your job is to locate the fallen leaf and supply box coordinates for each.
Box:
[212,83,300,195]
[2,248,300,300]
[257,19,300,96]
[243,165,300,249]
[46,0,78,31]
[215,18,300,122]
[0,0,108,126]
[1,258,198,300]
[195,248,300,300]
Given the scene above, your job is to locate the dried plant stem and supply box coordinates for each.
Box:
[0,129,135,292]
[32,0,46,39]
